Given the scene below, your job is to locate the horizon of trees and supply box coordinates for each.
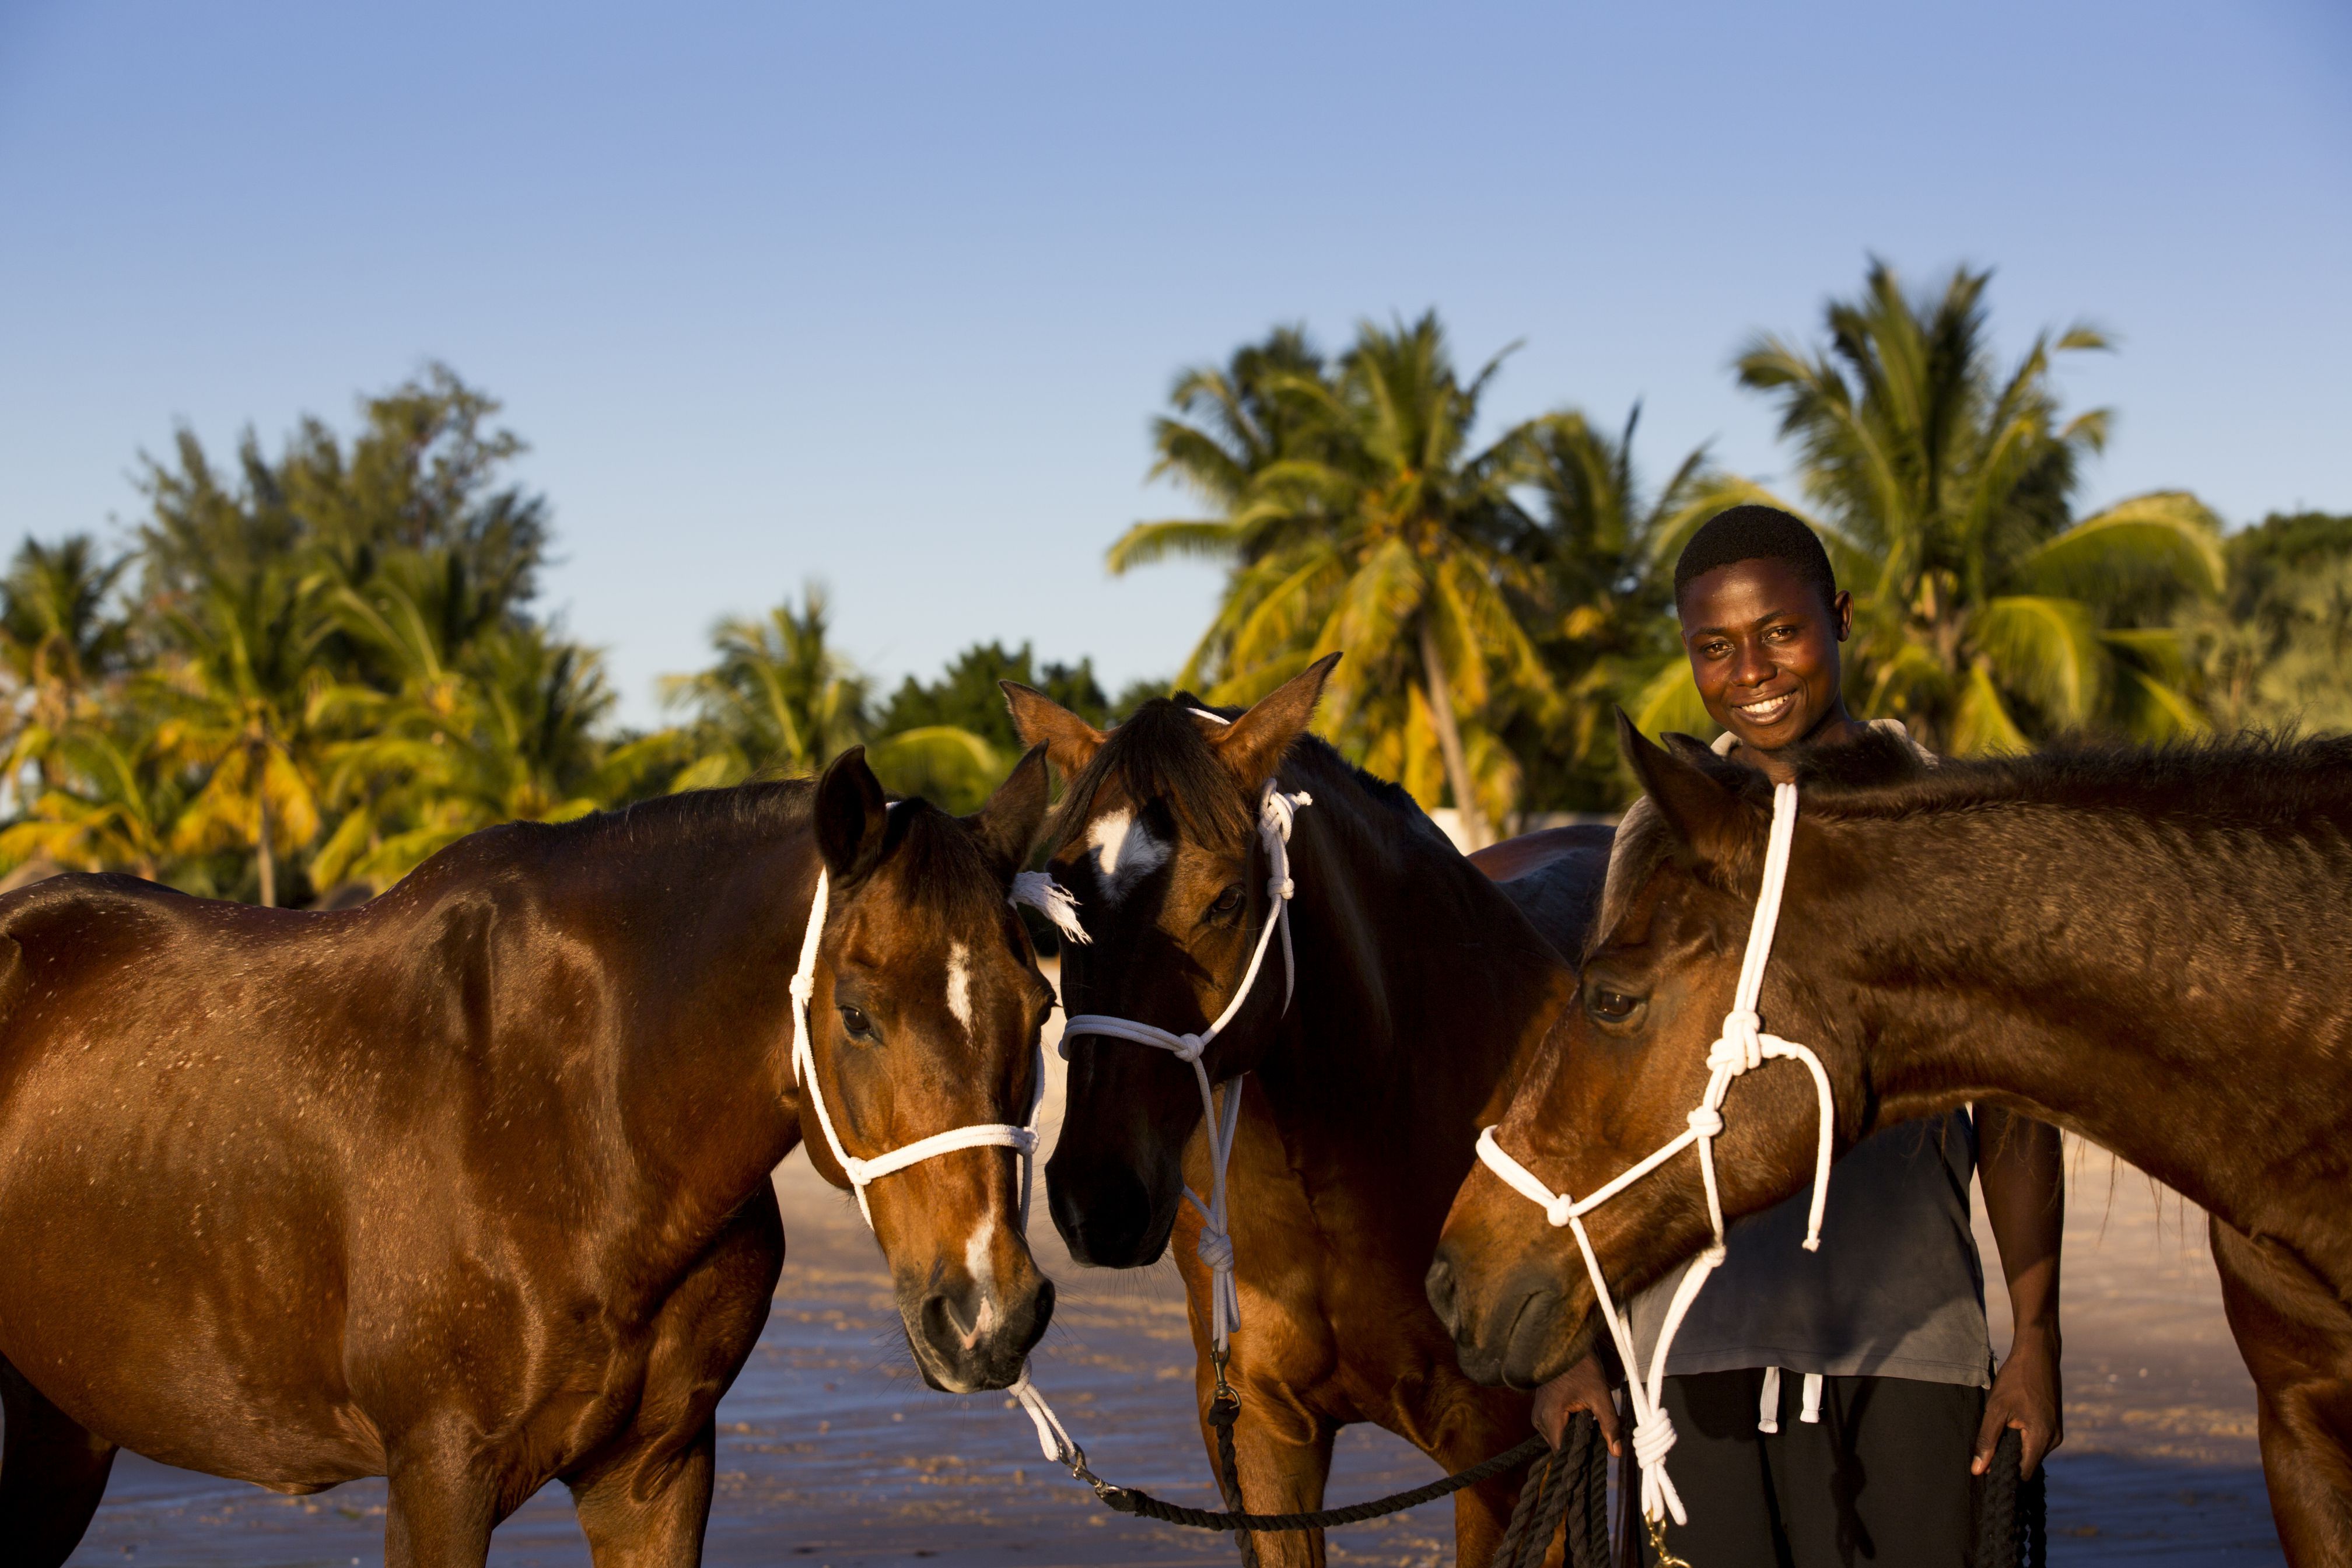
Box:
[1,258,2346,897]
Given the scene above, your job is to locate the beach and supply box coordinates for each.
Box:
[61,1017,2281,1567]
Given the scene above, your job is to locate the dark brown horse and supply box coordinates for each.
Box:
[1006,659,1612,1567]
[0,747,1059,1568]
[1431,718,2352,1564]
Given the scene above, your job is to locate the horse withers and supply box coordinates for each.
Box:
[0,746,1059,1568]
[1430,714,2352,1565]
[1006,659,1611,1568]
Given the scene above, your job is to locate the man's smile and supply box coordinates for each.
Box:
[1734,690,1798,725]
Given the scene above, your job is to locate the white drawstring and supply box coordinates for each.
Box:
[1473,780,1838,1527]
[1757,1366,1781,1434]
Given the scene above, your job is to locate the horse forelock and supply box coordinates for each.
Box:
[1044,697,1258,858]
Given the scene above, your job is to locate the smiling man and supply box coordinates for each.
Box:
[1534,505,2066,1566]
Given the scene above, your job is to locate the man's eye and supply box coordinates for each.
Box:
[837,1005,877,1041]
[1587,988,1642,1023]
[1208,884,1245,918]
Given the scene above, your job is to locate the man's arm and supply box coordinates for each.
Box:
[1974,1105,2064,1477]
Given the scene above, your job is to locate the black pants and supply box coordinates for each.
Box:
[1634,1371,1985,1568]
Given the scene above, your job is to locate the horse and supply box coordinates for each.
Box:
[0,746,1060,1568]
[1429,715,2352,1564]
[1005,657,1614,1567]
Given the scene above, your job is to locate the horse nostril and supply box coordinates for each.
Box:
[919,1289,977,1352]
[1425,1252,1460,1334]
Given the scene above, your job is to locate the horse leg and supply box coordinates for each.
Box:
[2210,1214,2352,1565]
[1418,1384,1544,1568]
[383,1431,499,1568]
[568,1415,718,1568]
[0,1353,119,1568]
[1194,1359,1336,1568]
[568,1181,782,1568]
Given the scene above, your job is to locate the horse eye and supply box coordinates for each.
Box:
[836,1004,877,1041]
[1209,884,1245,918]
[1587,988,1642,1023]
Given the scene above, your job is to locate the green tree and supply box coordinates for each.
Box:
[1111,314,1555,846]
[871,641,1118,812]
[1511,406,1716,807]
[0,536,132,783]
[2182,511,2352,734]
[151,558,331,907]
[0,712,191,881]
[1696,260,2221,753]
[662,585,872,788]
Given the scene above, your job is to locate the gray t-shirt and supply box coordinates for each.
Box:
[1622,722,1992,1388]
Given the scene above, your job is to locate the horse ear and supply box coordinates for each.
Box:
[1001,681,1104,779]
[966,744,1050,881]
[814,746,891,885]
[1209,653,1341,785]
[1616,709,1748,867]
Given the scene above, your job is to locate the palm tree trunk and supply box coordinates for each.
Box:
[1418,617,1492,851]
[256,788,276,908]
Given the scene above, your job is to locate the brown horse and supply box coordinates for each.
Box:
[1006,659,1612,1567]
[0,746,1059,1568]
[1430,717,2352,1564]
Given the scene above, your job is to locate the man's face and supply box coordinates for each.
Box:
[1677,557,1853,754]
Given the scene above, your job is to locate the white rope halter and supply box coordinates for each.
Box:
[1472,780,1836,1528]
[789,867,1047,1229]
[1058,770,1311,1352]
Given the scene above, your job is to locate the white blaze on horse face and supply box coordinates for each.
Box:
[1084,807,1170,905]
[946,942,974,1036]
[962,1213,1000,1348]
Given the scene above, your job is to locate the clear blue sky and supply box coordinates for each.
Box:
[3,1,2347,726]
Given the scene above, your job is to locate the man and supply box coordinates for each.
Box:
[1536,505,2064,1566]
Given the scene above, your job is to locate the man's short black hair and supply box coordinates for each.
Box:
[1673,505,1839,614]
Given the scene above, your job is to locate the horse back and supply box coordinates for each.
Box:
[1469,824,1614,962]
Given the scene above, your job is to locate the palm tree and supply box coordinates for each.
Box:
[316,624,619,886]
[0,536,131,785]
[1111,314,1553,846]
[660,585,871,787]
[0,714,190,881]
[1690,260,2221,753]
[151,559,330,906]
[1514,406,1716,801]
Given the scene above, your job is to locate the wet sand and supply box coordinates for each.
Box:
[61,1017,2280,1565]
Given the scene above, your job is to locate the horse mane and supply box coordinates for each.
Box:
[1044,693,1438,853]
[1595,727,2352,956]
[409,776,1006,921]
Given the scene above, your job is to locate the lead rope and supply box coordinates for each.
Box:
[1474,780,1838,1545]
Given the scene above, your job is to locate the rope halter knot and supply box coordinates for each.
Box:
[1470,780,1842,1531]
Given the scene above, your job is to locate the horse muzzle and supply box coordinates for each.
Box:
[901,1271,1055,1394]
[1044,1148,1181,1269]
[1427,1238,1587,1391]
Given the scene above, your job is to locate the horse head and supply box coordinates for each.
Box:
[796,743,1060,1392]
[1004,655,1338,1269]
[1429,715,1856,1388]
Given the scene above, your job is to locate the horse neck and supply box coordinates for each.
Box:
[1254,761,1574,1150]
[558,817,814,1258]
[1824,803,2352,1262]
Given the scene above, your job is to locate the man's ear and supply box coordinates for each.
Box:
[1616,709,1752,869]
[1208,653,1341,785]
[967,744,1049,881]
[1002,681,1105,779]
[815,746,891,885]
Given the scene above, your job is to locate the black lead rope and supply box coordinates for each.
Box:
[1972,1427,2048,1568]
[1066,1407,1616,1568]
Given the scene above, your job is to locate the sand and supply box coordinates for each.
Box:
[59,1016,2284,1566]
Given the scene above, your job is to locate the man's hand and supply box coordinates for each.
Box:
[1973,1323,2063,1477]
[1532,1353,1622,1455]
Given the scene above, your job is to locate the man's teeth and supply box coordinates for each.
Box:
[1738,694,1793,719]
